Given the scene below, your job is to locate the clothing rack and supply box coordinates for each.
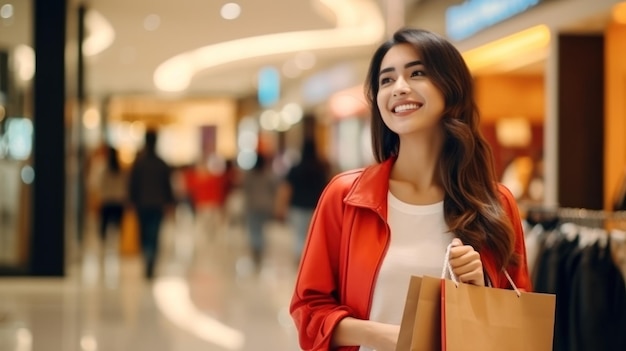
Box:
[526,206,626,230]
[527,208,626,351]
[557,207,626,221]
[526,207,626,273]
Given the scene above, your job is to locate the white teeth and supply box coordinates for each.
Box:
[393,103,419,113]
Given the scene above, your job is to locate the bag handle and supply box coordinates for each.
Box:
[441,242,522,297]
[441,243,459,286]
[502,269,521,297]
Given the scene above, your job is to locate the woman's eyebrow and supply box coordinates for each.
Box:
[379,60,423,75]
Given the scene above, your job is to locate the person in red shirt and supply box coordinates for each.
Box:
[185,155,229,240]
[290,27,531,351]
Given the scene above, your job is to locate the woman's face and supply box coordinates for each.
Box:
[376,43,445,138]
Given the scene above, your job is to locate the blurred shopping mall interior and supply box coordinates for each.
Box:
[1,0,626,350]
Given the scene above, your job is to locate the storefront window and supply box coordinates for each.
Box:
[0,0,33,272]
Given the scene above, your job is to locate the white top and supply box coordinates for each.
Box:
[99,169,128,203]
[359,191,452,351]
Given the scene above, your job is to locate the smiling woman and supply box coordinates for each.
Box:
[290,27,531,351]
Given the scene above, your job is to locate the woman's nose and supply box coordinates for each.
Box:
[392,77,410,97]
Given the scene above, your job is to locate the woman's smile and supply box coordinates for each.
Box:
[391,102,422,114]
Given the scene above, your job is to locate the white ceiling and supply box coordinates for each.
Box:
[1,0,616,106]
[1,0,428,103]
[77,0,390,100]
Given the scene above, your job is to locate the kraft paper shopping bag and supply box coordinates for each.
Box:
[396,276,422,351]
[441,274,556,351]
[396,275,441,351]
[409,276,442,351]
[398,243,555,351]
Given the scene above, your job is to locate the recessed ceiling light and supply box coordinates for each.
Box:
[144,14,161,31]
[0,4,14,19]
[221,3,241,20]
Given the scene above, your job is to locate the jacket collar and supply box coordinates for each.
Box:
[344,157,395,215]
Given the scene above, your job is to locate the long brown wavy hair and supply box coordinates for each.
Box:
[364,28,518,269]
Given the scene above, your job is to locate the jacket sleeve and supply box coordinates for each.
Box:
[497,183,533,292]
[290,174,357,351]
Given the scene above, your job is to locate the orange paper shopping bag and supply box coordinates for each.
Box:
[440,277,555,351]
[396,275,441,351]
[440,244,556,351]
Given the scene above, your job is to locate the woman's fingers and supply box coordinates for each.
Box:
[449,254,481,274]
[449,247,480,266]
[456,271,484,286]
[448,240,484,286]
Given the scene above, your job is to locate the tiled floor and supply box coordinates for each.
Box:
[0,193,302,351]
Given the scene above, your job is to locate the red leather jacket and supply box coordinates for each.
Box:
[290,158,531,351]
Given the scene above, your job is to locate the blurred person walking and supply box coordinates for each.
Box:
[97,145,128,247]
[128,129,175,279]
[242,154,279,269]
[185,154,229,240]
[275,138,330,265]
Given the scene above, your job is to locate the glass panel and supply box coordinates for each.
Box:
[0,0,33,272]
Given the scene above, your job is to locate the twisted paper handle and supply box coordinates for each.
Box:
[441,243,459,286]
[441,241,522,297]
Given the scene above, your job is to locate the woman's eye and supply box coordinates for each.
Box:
[411,70,425,77]
[380,77,392,85]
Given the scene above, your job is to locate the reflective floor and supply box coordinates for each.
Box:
[0,192,301,351]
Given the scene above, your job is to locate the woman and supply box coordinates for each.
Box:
[290,28,531,351]
[98,145,127,242]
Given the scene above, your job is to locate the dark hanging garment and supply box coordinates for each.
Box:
[569,240,626,350]
[551,236,581,351]
[558,245,584,351]
[539,234,579,294]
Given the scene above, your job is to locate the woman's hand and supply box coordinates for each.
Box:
[448,238,485,286]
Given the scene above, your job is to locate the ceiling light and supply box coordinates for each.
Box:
[84,10,115,56]
[0,4,13,19]
[462,24,550,73]
[221,3,241,20]
[144,14,161,31]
